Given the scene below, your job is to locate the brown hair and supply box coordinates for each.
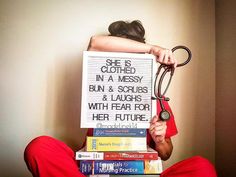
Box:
[108,20,145,43]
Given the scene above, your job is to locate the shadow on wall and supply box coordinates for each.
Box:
[45,52,87,151]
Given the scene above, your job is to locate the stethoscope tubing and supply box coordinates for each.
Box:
[172,45,192,67]
[153,45,192,120]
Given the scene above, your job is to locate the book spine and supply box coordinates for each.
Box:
[76,151,104,160]
[80,160,163,175]
[93,128,146,137]
[88,175,109,177]
[104,152,158,160]
[76,151,158,160]
[88,175,160,177]
[86,137,147,152]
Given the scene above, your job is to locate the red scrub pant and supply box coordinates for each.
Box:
[24,136,217,177]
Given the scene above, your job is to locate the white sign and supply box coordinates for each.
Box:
[81,51,155,128]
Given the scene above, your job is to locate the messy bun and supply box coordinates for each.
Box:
[108,20,145,43]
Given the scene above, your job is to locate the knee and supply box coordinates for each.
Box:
[161,156,217,177]
[190,156,217,175]
[191,156,213,166]
[24,135,52,160]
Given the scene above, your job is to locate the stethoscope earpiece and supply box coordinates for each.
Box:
[164,97,170,101]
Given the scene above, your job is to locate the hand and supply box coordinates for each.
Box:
[149,115,167,144]
[149,46,177,67]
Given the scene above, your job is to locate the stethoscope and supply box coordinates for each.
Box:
[151,46,192,121]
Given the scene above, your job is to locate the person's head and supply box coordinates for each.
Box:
[108,20,145,43]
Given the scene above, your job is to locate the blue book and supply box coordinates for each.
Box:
[79,160,162,175]
[93,128,146,137]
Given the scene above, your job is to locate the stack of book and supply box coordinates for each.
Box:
[76,128,163,176]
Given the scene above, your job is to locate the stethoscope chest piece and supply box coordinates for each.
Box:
[160,110,171,121]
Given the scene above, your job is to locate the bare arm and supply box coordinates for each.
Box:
[155,138,173,161]
[88,35,152,53]
[88,35,177,66]
[149,115,173,160]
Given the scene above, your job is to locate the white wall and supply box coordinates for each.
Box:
[0,0,215,176]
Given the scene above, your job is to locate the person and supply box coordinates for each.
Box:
[24,20,217,177]
[86,20,177,161]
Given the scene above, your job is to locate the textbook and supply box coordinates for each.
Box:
[93,128,147,137]
[86,136,147,152]
[88,175,160,177]
[80,159,163,175]
[76,147,158,160]
[88,175,109,177]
